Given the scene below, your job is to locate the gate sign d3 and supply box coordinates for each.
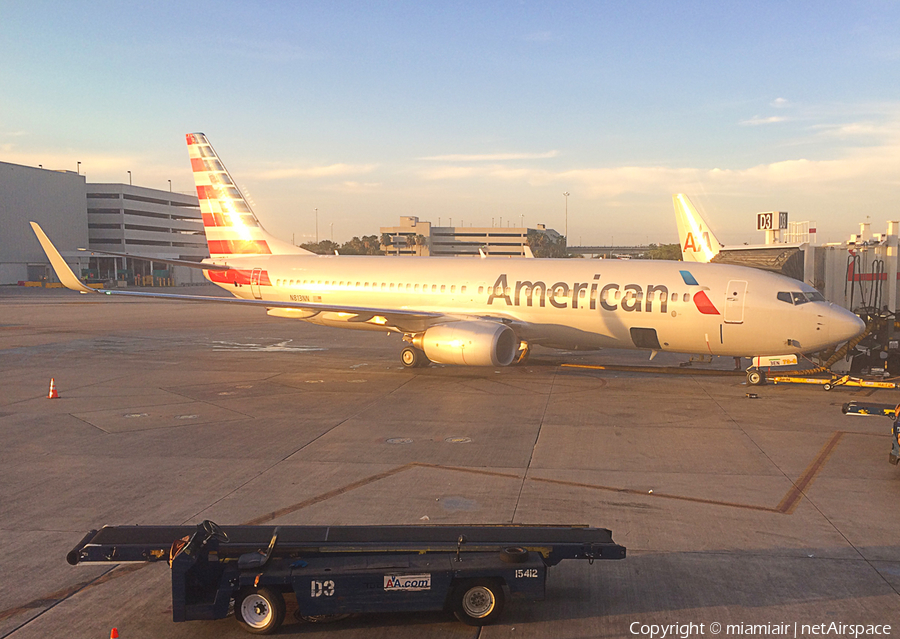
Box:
[757,211,788,231]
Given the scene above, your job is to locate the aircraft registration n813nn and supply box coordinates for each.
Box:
[30,133,864,370]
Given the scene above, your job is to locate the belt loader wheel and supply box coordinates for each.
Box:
[452,580,504,626]
[747,370,766,386]
[235,587,285,635]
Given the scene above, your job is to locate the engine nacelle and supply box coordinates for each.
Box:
[416,321,517,367]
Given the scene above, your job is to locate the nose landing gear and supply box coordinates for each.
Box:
[747,369,767,386]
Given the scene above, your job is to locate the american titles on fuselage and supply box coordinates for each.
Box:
[486,273,673,313]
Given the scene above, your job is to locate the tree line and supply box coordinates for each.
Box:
[299,232,682,260]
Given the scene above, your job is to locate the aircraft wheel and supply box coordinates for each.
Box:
[452,580,504,626]
[401,346,429,368]
[235,587,285,635]
[747,370,766,386]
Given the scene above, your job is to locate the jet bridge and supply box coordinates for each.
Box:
[68,521,626,633]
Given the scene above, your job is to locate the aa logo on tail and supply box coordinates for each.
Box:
[683,231,712,254]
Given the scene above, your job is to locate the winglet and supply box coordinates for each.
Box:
[29,222,97,294]
[523,245,535,259]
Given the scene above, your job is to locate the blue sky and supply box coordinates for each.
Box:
[2,1,899,245]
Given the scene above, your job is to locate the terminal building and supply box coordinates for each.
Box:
[379,216,563,257]
[0,160,205,286]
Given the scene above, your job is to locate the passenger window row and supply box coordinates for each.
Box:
[272,278,704,305]
[275,279,467,294]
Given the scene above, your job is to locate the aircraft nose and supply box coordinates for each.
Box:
[829,306,866,343]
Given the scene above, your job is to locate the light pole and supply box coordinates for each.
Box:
[315,208,318,244]
[563,192,569,240]
[168,179,172,192]
[127,171,132,185]
[76,161,81,175]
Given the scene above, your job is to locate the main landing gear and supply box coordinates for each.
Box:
[400,346,431,368]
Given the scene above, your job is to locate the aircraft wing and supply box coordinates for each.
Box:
[76,247,232,271]
[31,221,447,331]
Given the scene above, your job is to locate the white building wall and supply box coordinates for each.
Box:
[0,162,89,284]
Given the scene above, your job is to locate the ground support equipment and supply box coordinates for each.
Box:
[770,374,900,391]
[842,401,900,464]
[68,521,625,634]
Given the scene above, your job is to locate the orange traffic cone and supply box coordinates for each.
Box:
[110,629,119,639]
[47,378,59,399]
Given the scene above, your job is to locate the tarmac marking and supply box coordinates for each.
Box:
[776,431,845,515]
[0,432,860,626]
[561,363,745,376]
[0,564,143,623]
[242,463,421,525]
[526,475,780,513]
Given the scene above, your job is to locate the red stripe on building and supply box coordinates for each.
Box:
[846,273,900,281]
[207,239,272,255]
[191,158,205,172]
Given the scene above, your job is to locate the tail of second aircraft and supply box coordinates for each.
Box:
[187,133,311,258]
[673,194,722,263]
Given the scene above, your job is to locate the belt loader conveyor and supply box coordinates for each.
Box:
[68,521,626,634]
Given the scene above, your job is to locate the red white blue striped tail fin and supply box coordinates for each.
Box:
[186,133,311,257]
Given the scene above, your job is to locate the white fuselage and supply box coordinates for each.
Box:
[204,255,864,357]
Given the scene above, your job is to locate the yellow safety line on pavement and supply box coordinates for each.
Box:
[561,363,745,376]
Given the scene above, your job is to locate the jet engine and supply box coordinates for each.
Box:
[415,321,517,367]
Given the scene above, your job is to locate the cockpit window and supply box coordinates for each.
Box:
[778,291,827,305]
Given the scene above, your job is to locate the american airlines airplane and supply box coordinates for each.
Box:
[31,133,864,374]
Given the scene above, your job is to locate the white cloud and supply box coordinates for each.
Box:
[253,163,378,180]
[414,127,900,201]
[810,121,891,139]
[419,151,559,162]
[739,115,789,126]
[770,98,790,108]
[326,181,382,191]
